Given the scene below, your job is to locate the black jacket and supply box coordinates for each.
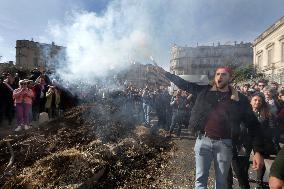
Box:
[165,72,264,153]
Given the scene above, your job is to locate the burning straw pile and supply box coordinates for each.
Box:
[0,93,172,189]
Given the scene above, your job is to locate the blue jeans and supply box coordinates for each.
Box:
[143,103,150,124]
[169,111,184,136]
[194,135,233,189]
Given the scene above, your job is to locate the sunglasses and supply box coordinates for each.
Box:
[20,83,27,85]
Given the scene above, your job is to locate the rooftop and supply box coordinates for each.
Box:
[253,16,284,46]
[172,42,252,50]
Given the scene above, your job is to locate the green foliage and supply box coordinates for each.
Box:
[232,64,263,83]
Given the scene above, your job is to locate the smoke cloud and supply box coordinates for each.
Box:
[44,0,284,83]
[45,0,197,83]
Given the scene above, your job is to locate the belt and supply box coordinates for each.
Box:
[201,132,230,140]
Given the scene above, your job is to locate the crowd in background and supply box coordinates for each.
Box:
[122,79,284,188]
[124,79,284,134]
[1,69,284,137]
[239,80,284,132]
[1,68,284,187]
[0,69,76,131]
[229,80,284,188]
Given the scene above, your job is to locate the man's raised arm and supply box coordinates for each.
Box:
[154,66,206,95]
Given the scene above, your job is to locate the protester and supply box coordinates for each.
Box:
[32,77,48,120]
[2,73,17,125]
[270,81,279,93]
[166,89,188,138]
[181,90,192,129]
[269,148,284,189]
[13,80,34,131]
[26,79,35,126]
[45,85,61,119]
[252,93,280,188]
[257,80,267,93]
[251,81,258,93]
[125,85,136,115]
[0,76,5,124]
[142,86,152,126]
[263,86,281,117]
[241,83,252,98]
[155,87,171,130]
[228,92,280,189]
[134,88,143,123]
[155,66,264,189]
[278,90,284,134]
[0,68,79,129]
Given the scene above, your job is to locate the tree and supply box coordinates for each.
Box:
[232,64,264,83]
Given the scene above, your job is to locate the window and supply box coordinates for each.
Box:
[267,48,273,66]
[282,42,284,61]
[33,57,38,66]
[257,54,262,68]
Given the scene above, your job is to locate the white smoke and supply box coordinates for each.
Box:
[46,0,196,82]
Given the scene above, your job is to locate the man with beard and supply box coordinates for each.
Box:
[155,66,264,189]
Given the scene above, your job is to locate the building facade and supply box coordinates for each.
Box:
[253,16,284,83]
[118,62,170,89]
[16,40,66,71]
[170,42,253,79]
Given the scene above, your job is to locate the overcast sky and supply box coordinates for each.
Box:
[0,0,283,67]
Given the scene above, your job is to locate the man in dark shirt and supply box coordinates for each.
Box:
[2,73,17,125]
[155,66,264,189]
[269,148,284,189]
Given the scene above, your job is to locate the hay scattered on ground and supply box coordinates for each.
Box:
[0,101,173,189]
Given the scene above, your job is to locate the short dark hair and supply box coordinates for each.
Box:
[279,90,284,96]
[271,81,278,85]
[258,80,266,84]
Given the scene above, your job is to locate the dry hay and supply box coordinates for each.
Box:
[0,100,173,188]
[12,148,106,189]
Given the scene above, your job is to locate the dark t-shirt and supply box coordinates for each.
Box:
[204,91,231,139]
[270,148,284,180]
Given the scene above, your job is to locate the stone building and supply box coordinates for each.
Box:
[16,40,66,71]
[118,62,170,89]
[253,16,284,83]
[170,42,253,79]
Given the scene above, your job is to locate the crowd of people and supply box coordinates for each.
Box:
[157,67,284,189]
[1,66,284,188]
[124,66,284,189]
[0,69,77,132]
